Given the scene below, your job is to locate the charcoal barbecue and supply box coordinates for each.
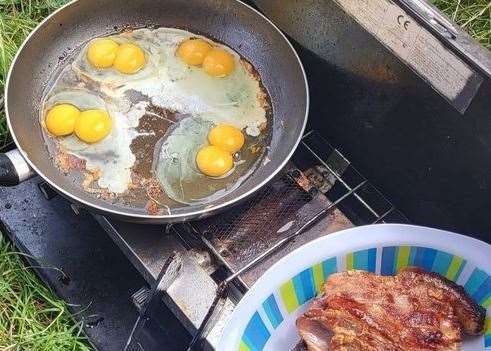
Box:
[0,0,490,350]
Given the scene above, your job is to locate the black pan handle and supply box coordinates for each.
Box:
[0,149,35,186]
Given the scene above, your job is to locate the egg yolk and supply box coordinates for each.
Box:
[87,39,119,69]
[208,125,244,153]
[113,43,146,74]
[45,104,81,136]
[177,38,213,66]
[196,145,233,177]
[202,49,235,77]
[74,110,112,143]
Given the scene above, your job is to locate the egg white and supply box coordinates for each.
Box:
[72,32,162,89]
[44,90,148,193]
[43,27,268,198]
[116,28,268,132]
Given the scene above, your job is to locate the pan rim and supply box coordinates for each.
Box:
[5,0,309,220]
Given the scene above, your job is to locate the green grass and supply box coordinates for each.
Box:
[432,0,491,49]
[0,0,488,349]
[0,0,69,149]
[0,0,489,149]
[0,234,90,350]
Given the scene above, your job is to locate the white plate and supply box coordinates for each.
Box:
[218,224,491,351]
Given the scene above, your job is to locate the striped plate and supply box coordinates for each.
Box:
[217,224,491,351]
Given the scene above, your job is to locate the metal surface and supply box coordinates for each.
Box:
[4,0,308,223]
[93,214,231,350]
[187,180,367,349]
[0,177,189,350]
[125,253,182,351]
[253,0,491,239]
[94,130,407,349]
[194,169,354,287]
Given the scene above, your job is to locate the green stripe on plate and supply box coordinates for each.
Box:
[346,252,354,270]
[446,256,464,281]
[312,263,324,294]
[279,280,299,313]
[396,246,410,272]
[239,340,251,351]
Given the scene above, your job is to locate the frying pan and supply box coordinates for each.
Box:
[0,0,308,223]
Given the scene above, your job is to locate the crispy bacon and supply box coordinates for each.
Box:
[296,267,485,351]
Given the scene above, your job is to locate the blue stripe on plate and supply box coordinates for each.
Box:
[353,249,377,272]
[408,246,417,266]
[367,248,376,272]
[381,246,396,275]
[262,294,283,329]
[322,257,337,279]
[431,251,453,276]
[485,334,491,348]
[242,312,270,351]
[292,268,315,305]
[353,249,368,270]
[414,247,437,271]
[472,276,491,305]
[464,268,489,296]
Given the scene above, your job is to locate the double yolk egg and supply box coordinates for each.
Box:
[177,38,235,77]
[87,39,146,74]
[196,125,245,177]
[45,104,111,143]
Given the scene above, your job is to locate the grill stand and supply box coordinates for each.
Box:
[0,130,407,350]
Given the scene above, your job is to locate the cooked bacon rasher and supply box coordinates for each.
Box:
[296,267,485,351]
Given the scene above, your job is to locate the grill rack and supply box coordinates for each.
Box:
[191,130,407,285]
[170,129,408,349]
[36,127,409,350]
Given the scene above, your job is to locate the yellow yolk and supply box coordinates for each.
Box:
[202,48,235,77]
[86,39,119,69]
[196,145,233,177]
[74,110,112,143]
[177,38,212,66]
[113,43,146,74]
[208,125,244,153]
[45,104,81,136]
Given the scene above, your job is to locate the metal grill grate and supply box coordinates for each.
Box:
[183,129,409,349]
[193,174,312,277]
[191,130,408,286]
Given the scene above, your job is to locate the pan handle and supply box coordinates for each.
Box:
[0,149,35,186]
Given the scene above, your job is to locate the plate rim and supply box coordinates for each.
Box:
[217,223,491,350]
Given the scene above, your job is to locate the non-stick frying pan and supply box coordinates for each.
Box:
[0,0,308,223]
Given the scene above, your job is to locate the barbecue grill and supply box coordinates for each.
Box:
[1,0,490,350]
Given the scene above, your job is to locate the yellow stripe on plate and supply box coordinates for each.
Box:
[485,317,491,335]
[312,263,324,294]
[239,340,251,351]
[346,252,354,270]
[279,280,299,313]
[396,246,410,272]
[483,295,491,308]
[445,256,463,281]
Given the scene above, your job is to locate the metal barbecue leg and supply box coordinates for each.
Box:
[124,252,182,351]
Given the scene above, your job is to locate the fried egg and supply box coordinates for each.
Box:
[42,27,270,208]
[114,28,268,132]
[155,116,258,204]
[72,32,161,89]
[43,90,148,193]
